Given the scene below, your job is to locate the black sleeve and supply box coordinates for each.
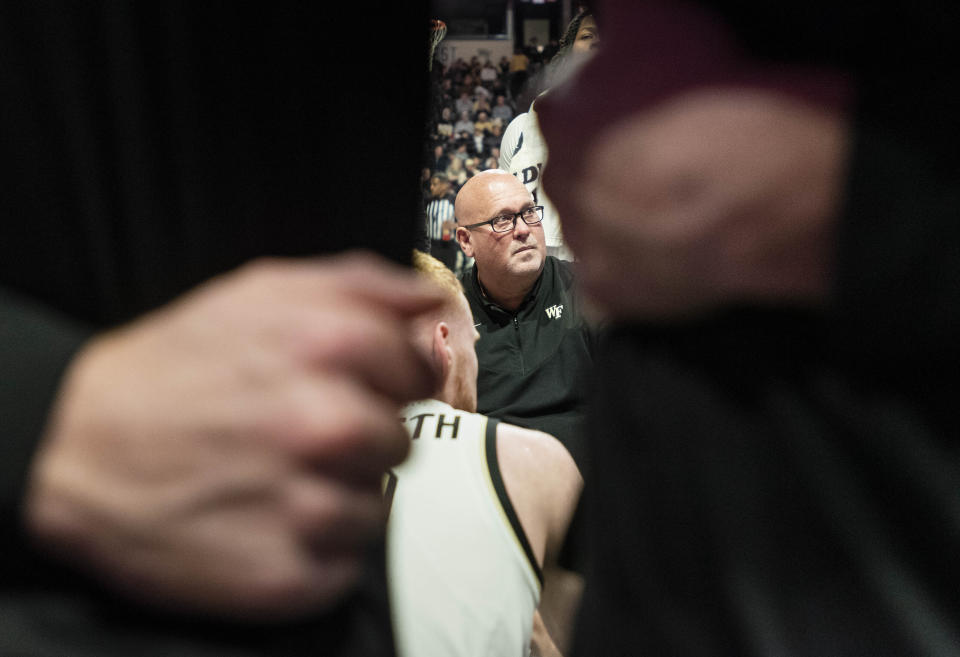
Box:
[705,0,960,369]
[0,3,427,654]
[831,121,960,371]
[0,287,92,573]
[569,4,960,656]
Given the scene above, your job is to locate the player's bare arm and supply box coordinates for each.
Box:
[497,423,583,655]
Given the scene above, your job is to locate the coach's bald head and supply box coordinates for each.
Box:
[455,170,546,311]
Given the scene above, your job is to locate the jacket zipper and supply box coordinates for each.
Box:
[513,316,525,374]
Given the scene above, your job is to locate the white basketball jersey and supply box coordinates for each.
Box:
[499,102,566,255]
[387,399,542,657]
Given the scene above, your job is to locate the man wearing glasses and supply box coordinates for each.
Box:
[453,170,596,468]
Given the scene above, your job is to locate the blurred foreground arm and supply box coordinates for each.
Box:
[24,252,443,619]
[531,609,564,657]
[544,88,849,319]
[539,1,960,363]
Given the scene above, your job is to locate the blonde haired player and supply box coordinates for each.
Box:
[386,251,583,656]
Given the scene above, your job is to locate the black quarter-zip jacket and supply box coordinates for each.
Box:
[459,256,596,463]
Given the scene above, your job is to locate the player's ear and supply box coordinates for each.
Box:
[456,226,474,258]
[431,321,452,382]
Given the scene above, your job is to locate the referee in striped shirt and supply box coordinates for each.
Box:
[425,173,461,272]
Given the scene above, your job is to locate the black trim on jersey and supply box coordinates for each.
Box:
[383,470,398,520]
[484,418,544,588]
[512,131,524,157]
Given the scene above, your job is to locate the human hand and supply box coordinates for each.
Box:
[544,88,850,319]
[24,252,443,619]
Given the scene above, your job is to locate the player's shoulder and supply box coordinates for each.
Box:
[504,111,531,134]
[495,421,555,446]
[493,422,582,563]
[495,422,578,481]
[500,112,533,168]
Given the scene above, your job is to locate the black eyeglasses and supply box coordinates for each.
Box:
[461,206,544,233]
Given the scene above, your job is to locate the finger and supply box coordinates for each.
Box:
[250,251,447,318]
[322,251,449,316]
[268,374,410,476]
[240,548,365,619]
[300,551,365,613]
[295,302,440,403]
[285,475,386,551]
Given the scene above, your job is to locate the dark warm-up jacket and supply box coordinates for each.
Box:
[537,2,960,656]
[459,256,596,465]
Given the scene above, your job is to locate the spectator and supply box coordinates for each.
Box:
[524,36,544,67]
[439,77,455,105]
[452,140,471,163]
[471,126,488,160]
[429,143,451,173]
[473,94,493,117]
[463,157,481,179]
[490,74,508,101]
[474,110,495,134]
[453,109,475,136]
[449,58,468,84]
[435,106,454,139]
[483,123,504,156]
[454,89,474,117]
[508,47,531,101]
[480,60,499,85]
[445,155,468,190]
[492,94,515,123]
[473,82,493,104]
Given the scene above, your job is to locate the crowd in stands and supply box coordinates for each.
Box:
[421,48,557,202]
[421,48,561,274]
